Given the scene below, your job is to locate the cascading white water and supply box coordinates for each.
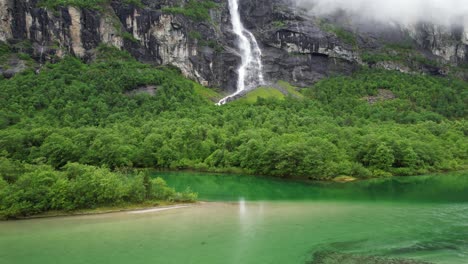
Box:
[217,0,265,105]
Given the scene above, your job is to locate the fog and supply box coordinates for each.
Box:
[294,0,468,26]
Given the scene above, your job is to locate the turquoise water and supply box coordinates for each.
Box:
[0,172,467,264]
[159,171,468,203]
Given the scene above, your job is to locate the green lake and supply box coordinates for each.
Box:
[0,172,467,264]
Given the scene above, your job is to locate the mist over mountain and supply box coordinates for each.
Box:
[294,0,468,26]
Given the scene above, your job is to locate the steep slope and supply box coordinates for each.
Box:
[1,0,468,90]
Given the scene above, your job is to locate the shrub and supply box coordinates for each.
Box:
[162,0,218,21]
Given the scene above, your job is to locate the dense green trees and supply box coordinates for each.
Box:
[308,69,467,119]
[0,46,466,217]
[0,158,197,219]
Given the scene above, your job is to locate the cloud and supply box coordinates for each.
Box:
[294,0,468,26]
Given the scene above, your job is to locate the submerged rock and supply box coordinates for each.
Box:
[332,176,358,183]
[308,251,433,264]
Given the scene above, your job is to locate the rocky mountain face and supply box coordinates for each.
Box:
[407,23,468,63]
[1,0,468,91]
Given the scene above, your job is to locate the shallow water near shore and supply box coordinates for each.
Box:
[0,172,467,264]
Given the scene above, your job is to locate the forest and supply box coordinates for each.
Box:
[0,46,467,218]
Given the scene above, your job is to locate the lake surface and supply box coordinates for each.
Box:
[1,172,467,264]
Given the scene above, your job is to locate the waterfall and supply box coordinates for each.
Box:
[217,0,265,105]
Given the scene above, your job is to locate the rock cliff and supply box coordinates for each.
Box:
[1,0,467,90]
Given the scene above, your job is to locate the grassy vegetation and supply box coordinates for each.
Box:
[361,52,438,66]
[361,41,440,68]
[0,42,11,59]
[38,0,142,9]
[318,20,357,47]
[122,0,143,7]
[189,31,203,41]
[39,0,109,9]
[237,87,285,103]
[188,31,223,51]
[193,82,221,101]
[385,41,415,51]
[332,28,358,46]
[272,21,286,28]
[277,80,305,99]
[162,0,218,21]
[121,31,139,43]
[0,42,37,75]
[0,42,11,72]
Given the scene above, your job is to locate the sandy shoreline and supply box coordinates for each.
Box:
[2,202,199,221]
[128,205,192,214]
